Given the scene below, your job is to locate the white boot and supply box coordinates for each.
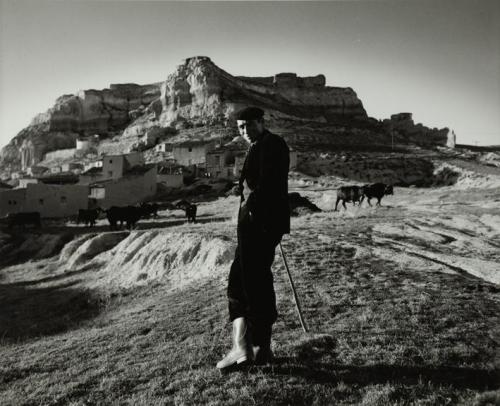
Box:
[216,317,253,370]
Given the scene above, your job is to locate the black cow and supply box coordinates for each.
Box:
[174,200,191,210]
[140,202,159,218]
[77,208,102,227]
[175,200,197,222]
[6,212,41,229]
[335,186,363,211]
[105,206,144,230]
[360,183,394,207]
[185,204,197,223]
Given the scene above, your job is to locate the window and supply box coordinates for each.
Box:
[109,159,113,163]
[39,198,44,205]
[108,171,113,177]
[60,196,67,204]
[188,147,192,152]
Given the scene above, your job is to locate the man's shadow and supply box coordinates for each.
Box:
[257,335,500,391]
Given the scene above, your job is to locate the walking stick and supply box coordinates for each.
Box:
[279,242,308,333]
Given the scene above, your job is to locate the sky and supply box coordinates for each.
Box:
[0,0,499,149]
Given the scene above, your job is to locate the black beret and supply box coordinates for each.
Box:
[235,106,265,121]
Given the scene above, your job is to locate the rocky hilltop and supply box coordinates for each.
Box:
[0,56,453,174]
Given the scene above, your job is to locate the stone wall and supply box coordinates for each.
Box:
[0,183,88,218]
[94,167,157,208]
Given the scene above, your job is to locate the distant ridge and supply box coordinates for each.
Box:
[0,56,453,176]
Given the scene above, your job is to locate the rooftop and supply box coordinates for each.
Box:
[82,167,103,175]
[37,173,80,185]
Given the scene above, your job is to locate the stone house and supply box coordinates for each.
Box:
[79,167,104,185]
[17,178,39,189]
[173,141,214,166]
[83,160,103,172]
[79,152,144,184]
[155,143,170,153]
[26,165,48,177]
[101,151,144,180]
[0,183,89,218]
[205,138,247,179]
[0,188,26,216]
[157,165,184,187]
[89,165,157,208]
[61,162,84,173]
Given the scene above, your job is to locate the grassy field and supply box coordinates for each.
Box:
[0,186,499,405]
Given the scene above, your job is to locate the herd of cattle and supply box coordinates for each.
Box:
[335,182,393,211]
[2,201,198,230]
[1,182,393,230]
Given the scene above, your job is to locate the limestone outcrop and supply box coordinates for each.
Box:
[382,113,456,148]
[1,84,161,171]
[0,56,454,176]
[156,57,366,127]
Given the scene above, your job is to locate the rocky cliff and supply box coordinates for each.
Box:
[1,83,161,171]
[0,56,452,175]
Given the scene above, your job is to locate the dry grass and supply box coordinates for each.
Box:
[0,187,499,405]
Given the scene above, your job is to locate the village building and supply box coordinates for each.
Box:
[75,135,99,156]
[0,188,25,216]
[10,171,26,180]
[89,165,157,208]
[157,164,184,188]
[0,183,89,218]
[38,173,80,185]
[0,181,13,191]
[61,162,84,173]
[155,143,170,153]
[172,141,215,166]
[140,128,163,147]
[205,137,247,179]
[83,160,103,173]
[26,165,48,177]
[101,151,144,180]
[78,167,103,185]
[17,178,39,189]
[79,152,144,184]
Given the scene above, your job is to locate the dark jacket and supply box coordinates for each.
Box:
[239,130,290,235]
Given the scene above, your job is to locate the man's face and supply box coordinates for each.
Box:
[237,119,264,144]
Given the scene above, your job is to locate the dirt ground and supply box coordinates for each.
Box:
[0,183,499,405]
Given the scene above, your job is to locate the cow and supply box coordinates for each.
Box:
[105,206,144,230]
[360,183,394,207]
[185,204,197,223]
[334,186,363,211]
[77,208,102,227]
[175,200,197,222]
[6,212,42,229]
[139,202,159,218]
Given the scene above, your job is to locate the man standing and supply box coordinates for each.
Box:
[216,107,290,370]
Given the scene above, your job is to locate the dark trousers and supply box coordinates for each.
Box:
[227,209,281,347]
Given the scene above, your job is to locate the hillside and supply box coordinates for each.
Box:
[0,56,455,178]
[0,164,499,404]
